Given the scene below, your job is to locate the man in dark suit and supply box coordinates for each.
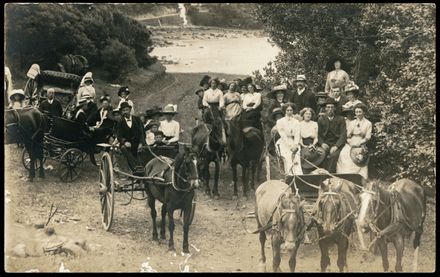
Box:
[289,74,317,113]
[318,97,347,173]
[87,95,114,144]
[116,101,145,172]
[330,87,348,116]
[39,88,63,117]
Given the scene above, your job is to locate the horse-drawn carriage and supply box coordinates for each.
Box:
[99,140,198,250]
[24,64,82,116]
[21,116,102,182]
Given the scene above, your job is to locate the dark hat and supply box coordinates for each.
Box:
[195,88,204,95]
[316,91,329,98]
[145,105,162,117]
[301,146,326,169]
[350,145,370,167]
[239,76,253,88]
[148,120,160,128]
[325,56,350,72]
[119,101,132,110]
[270,107,284,121]
[341,106,355,117]
[200,75,211,86]
[268,84,288,99]
[321,97,337,107]
[118,86,130,97]
[99,94,111,103]
[154,130,165,137]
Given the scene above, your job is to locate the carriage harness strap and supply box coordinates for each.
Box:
[6,108,44,142]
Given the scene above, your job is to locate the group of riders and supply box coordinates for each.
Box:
[5,56,371,180]
[195,56,372,180]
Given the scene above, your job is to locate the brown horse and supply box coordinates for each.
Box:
[191,123,223,199]
[224,120,264,200]
[143,147,200,253]
[315,178,357,272]
[357,179,426,272]
[5,107,47,181]
[255,180,305,272]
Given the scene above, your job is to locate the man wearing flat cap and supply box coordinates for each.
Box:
[317,97,347,173]
[289,74,317,114]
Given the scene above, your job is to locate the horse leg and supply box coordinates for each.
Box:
[377,237,389,272]
[90,152,97,166]
[250,161,256,191]
[182,203,192,254]
[232,161,238,200]
[213,160,220,199]
[167,207,176,252]
[38,156,45,178]
[393,235,404,272]
[413,231,422,272]
[28,149,36,181]
[204,163,212,197]
[148,196,159,241]
[242,166,248,200]
[319,239,331,272]
[288,244,300,272]
[258,231,267,272]
[160,203,167,239]
[271,232,282,272]
[337,237,349,272]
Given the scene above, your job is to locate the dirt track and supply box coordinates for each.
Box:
[4,70,436,272]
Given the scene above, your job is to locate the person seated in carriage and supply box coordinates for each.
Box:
[39,88,63,117]
[8,89,26,109]
[151,131,167,148]
[74,97,93,131]
[337,103,372,179]
[144,105,162,130]
[317,97,347,173]
[145,120,160,146]
[116,101,145,172]
[87,94,114,144]
[116,86,135,115]
[77,72,96,103]
[267,84,288,128]
[158,104,180,146]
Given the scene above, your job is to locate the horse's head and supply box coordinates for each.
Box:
[175,146,201,189]
[318,180,343,234]
[275,191,305,251]
[357,180,381,233]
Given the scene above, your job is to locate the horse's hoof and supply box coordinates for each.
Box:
[168,246,176,252]
[39,173,45,178]
[232,195,238,200]
[182,248,190,254]
[160,234,166,240]
[152,235,159,241]
[214,194,220,200]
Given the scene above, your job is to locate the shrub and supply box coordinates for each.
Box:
[100,40,138,81]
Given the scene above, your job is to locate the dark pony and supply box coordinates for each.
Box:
[315,178,357,272]
[191,123,223,199]
[224,120,264,200]
[58,54,89,76]
[5,107,47,181]
[143,147,200,253]
[357,179,426,272]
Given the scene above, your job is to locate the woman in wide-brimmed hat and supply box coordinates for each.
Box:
[223,81,242,121]
[8,89,26,109]
[275,102,303,176]
[159,104,180,145]
[337,103,372,179]
[342,81,363,109]
[77,72,96,103]
[325,56,350,95]
[268,84,288,114]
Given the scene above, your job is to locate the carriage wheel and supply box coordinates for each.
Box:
[59,148,83,182]
[99,152,114,231]
[22,148,47,170]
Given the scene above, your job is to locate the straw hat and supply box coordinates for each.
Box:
[10,89,25,101]
[161,104,178,115]
[268,84,288,99]
[301,146,326,169]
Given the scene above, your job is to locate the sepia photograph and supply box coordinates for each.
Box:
[3,2,436,272]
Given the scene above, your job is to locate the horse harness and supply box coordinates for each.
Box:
[6,107,45,142]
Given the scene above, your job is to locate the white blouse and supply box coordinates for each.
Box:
[202,88,225,108]
[347,117,372,144]
[276,116,300,145]
[159,120,180,143]
[299,120,318,139]
[241,92,262,109]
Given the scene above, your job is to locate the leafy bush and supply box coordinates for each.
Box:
[255,3,436,188]
[100,40,138,81]
[5,3,156,81]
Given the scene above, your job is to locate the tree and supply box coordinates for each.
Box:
[254,3,436,188]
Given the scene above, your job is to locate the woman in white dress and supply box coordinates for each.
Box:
[223,82,242,120]
[325,57,350,96]
[275,103,303,176]
[159,104,180,145]
[342,81,363,109]
[337,103,372,179]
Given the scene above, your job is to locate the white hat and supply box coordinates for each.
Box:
[10,89,25,101]
[295,74,307,82]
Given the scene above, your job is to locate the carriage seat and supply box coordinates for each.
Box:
[49,116,90,142]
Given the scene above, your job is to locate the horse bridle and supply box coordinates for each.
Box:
[272,192,305,243]
[171,154,199,192]
[318,191,342,224]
